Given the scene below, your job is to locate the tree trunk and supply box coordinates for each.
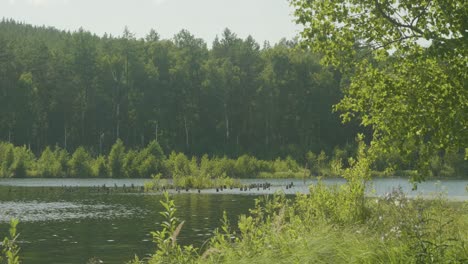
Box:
[81,110,85,143]
[64,125,67,150]
[155,122,158,142]
[116,103,120,139]
[99,132,104,155]
[224,103,229,142]
[183,115,189,151]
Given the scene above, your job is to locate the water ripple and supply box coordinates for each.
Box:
[0,201,144,223]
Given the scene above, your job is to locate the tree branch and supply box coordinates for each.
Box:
[410,1,431,28]
[374,0,425,36]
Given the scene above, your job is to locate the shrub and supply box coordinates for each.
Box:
[54,147,70,177]
[167,152,191,177]
[212,157,235,178]
[135,140,166,178]
[37,147,65,177]
[11,146,35,178]
[123,150,139,178]
[234,155,260,178]
[92,155,108,178]
[0,143,14,178]
[108,139,125,178]
[68,147,93,177]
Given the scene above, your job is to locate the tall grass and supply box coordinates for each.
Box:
[136,137,467,263]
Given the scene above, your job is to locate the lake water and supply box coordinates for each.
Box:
[0,177,466,263]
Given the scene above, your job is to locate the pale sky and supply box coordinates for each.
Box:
[0,0,301,45]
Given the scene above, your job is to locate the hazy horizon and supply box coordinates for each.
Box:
[0,0,301,44]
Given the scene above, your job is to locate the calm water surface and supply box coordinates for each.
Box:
[0,177,466,263]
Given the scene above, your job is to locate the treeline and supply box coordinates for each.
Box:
[0,19,359,160]
[1,20,465,177]
[1,139,465,179]
[0,140,304,179]
[0,138,350,179]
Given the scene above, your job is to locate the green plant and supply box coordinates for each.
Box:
[0,143,14,178]
[68,147,93,177]
[135,140,165,178]
[37,146,66,178]
[108,139,126,178]
[1,219,20,264]
[144,173,167,192]
[123,150,139,178]
[145,192,198,264]
[91,155,108,178]
[11,146,35,178]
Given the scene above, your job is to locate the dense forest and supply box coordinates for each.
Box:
[0,19,360,160]
[1,0,466,263]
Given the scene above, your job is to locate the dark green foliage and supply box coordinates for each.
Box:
[0,19,357,161]
[2,20,463,177]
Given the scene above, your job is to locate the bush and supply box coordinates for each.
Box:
[0,143,38,178]
[234,155,260,178]
[166,152,191,178]
[0,142,15,177]
[68,147,93,177]
[108,139,125,178]
[212,157,235,178]
[54,147,70,177]
[135,140,166,178]
[92,155,108,178]
[123,150,139,178]
[11,146,36,178]
[37,146,67,177]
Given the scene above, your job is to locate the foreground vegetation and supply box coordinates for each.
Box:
[131,142,467,264]
[133,190,467,264]
[0,219,20,264]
